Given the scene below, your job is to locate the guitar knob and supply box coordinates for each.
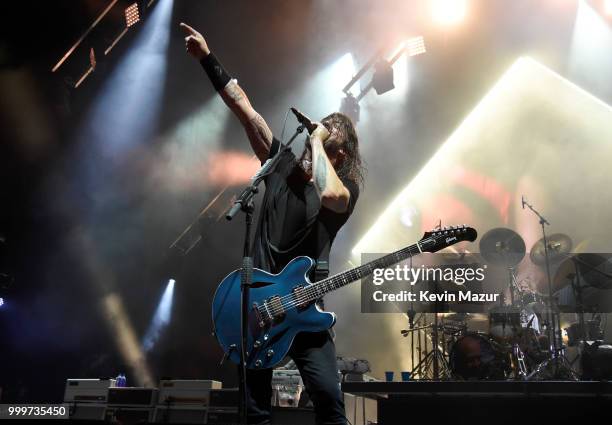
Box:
[253,340,261,348]
[266,349,274,358]
[263,334,269,341]
[254,360,262,368]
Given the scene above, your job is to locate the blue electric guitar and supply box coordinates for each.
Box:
[212,225,477,369]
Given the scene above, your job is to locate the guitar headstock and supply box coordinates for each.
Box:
[420,225,477,253]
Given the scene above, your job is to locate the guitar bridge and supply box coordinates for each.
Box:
[253,302,268,328]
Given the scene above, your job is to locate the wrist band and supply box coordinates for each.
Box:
[200,52,232,92]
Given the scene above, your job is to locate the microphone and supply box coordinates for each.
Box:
[290,107,318,134]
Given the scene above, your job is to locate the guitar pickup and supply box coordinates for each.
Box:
[266,296,285,323]
[292,285,310,310]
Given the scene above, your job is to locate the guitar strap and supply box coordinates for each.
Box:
[315,240,336,338]
[313,242,330,282]
[312,236,330,315]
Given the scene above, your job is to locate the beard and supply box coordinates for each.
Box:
[298,132,341,177]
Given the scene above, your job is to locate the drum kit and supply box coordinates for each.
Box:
[405,226,612,381]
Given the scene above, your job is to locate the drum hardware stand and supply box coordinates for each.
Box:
[407,280,452,380]
[418,313,426,377]
[508,267,530,379]
[408,320,451,380]
[407,306,417,377]
[522,197,576,380]
[512,344,528,378]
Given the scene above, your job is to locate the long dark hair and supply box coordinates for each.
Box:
[321,112,365,187]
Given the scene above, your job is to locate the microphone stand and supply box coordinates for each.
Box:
[523,198,577,380]
[226,123,306,424]
[522,198,559,371]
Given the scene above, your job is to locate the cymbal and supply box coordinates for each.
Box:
[529,233,572,266]
[479,228,526,267]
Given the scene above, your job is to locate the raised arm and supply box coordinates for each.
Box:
[309,124,351,214]
[181,23,273,162]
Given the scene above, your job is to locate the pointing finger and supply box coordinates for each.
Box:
[180,22,198,36]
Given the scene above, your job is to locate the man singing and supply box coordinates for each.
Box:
[181,22,364,425]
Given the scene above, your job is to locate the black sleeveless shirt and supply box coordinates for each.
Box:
[252,138,359,276]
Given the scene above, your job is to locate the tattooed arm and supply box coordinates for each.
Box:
[218,81,273,162]
[310,125,351,213]
[181,22,273,162]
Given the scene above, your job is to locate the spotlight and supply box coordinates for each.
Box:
[371,60,395,95]
[142,279,175,352]
[125,3,141,28]
[430,0,468,26]
[340,93,360,124]
[0,297,4,308]
[405,36,427,57]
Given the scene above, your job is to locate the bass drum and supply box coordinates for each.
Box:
[449,333,508,380]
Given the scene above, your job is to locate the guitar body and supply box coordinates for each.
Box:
[212,256,335,370]
[211,225,478,370]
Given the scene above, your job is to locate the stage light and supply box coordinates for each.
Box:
[293,52,357,122]
[82,0,173,155]
[104,2,143,56]
[371,60,395,95]
[340,93,361,123]
[605,0,612,16]
[430,0,468,26]
[125,3,140,28]
[103,292,154,386]
[142,279,175,352]
[0,297,4,308]
[568,0,612,97]
[405,36,427,57]
[71,228,154,386]
[353,56,612,256]
[330,53,357,96]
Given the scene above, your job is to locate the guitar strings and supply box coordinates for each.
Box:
[258,243,426,317]
[256,242,427,318]
[259,244,425,317]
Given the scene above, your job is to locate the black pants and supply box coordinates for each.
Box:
[246,331,346,425]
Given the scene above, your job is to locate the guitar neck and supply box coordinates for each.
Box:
[303,240,428,304]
